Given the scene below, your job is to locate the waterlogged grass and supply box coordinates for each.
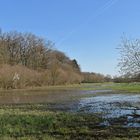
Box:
[0,106,102,140]
[0,83,139,139]
[34,82,140,92]
[55,82,140,93]
[0,105,139,140]
[108,83,140,93]
[75,82,140,93]
[0,82,140,95]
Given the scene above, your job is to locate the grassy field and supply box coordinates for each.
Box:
[0,83,139,140]
[0,82,139,96]
[109,82,140,93]
[26,82,140,93]
[0,82,139,93]
[0,105,139,140]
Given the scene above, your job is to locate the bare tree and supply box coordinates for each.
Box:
[0,29,83,88]
[118,37,140,76]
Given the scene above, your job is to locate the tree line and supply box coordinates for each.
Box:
[0,30,84,88]
[0,29,113,89]
[1,29,138,89]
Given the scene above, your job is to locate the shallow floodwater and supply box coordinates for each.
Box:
[78,94,140,127]
[0,89,112,104]
[1,89,140,128]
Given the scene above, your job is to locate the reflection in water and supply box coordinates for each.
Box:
[1,89,140,128]
[78,94,140,127]
[12,96,20,103]
[79,94,140,117]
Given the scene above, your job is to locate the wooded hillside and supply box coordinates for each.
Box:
[0,30,110,89]
[0,30,82,88]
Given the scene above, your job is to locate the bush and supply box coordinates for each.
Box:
[0,64,83,89]
[0,64,42,89]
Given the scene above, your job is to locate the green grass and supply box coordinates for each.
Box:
[0,106,102,140]
[0,105,139,140]
[108,83,140,93]
[0,82,140,94]
[53,82,140,93]
[0,83,139,139]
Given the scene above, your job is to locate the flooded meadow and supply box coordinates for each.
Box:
[0,87,140,129]
[0,84,140,139]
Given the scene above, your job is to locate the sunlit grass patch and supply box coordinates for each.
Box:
[0,106,102,139]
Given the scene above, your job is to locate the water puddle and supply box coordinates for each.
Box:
[1,89,140,128]
[78,94,140,127]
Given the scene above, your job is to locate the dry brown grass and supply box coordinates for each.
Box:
[0,64,82,89]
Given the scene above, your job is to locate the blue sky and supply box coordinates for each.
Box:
[0,0,140,76]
